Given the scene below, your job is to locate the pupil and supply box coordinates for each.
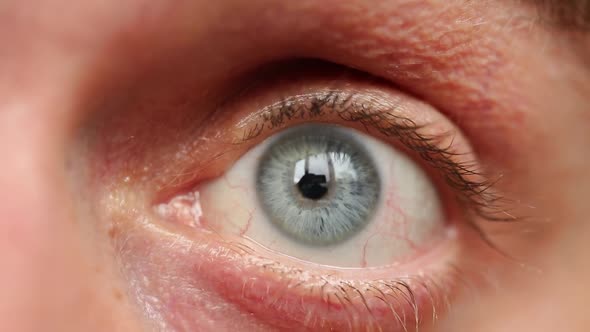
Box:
[297,172,328,200]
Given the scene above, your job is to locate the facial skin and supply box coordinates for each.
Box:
[1,0,589,331]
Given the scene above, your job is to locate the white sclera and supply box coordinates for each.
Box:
[199,127,445,268]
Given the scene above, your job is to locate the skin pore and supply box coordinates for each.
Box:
[1,0,590,331]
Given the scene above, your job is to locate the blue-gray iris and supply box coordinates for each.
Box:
[256,125,380,246]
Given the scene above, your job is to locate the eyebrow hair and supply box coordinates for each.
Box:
[532,0,590,30]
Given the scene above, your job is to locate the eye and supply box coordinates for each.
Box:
[199,123,444,267]
[94,66,511,331]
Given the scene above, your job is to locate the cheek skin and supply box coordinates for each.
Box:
[0,96,145,331]
[442,35,590,332]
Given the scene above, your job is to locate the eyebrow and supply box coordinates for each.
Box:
[532,0,590,30]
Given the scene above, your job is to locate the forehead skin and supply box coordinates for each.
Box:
[0,0,589,331]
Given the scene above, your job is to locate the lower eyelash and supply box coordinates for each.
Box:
[200,236,463,332]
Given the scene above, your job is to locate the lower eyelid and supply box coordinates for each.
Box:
[128,216,465,332]
[107,182,501,332]
[200,241,450,331]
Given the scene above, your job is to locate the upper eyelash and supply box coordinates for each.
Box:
[239,90,514,226]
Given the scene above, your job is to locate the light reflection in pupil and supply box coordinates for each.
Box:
[297,173,328,199]
[293,154,333,200]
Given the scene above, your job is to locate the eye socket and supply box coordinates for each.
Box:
[140,70,508,331]
[198,123,445,267]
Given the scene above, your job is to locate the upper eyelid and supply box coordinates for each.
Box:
[235,90,511,225]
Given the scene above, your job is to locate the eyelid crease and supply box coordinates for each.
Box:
[235,90,513,226]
